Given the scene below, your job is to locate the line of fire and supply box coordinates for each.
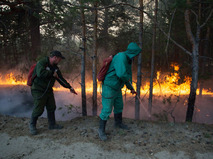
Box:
[0,63,212,124]
[0,0,213,125]
[0,64,212,96]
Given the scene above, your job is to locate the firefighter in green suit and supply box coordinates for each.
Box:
[98,42,141,141]
[29,50,77,135]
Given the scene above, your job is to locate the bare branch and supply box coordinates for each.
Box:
[143,10,192,56]
[102,2,139,10]
[199,55,213,61]
[55,1,140,11]
[165,8,176,65]
[161,27,192,56]
[190,9,199,25]
[200,9,213,28]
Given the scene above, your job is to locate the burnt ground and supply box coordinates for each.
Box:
[0,114,213,159]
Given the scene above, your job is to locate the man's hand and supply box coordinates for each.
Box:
[53,69,59,79]
[70,87,78,95]
[131,89,137,95]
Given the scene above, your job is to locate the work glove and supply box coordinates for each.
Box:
[46,66,58,76]
[70,87,78,95]
[53,69,59,79]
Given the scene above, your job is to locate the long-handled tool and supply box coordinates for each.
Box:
[57,77,77,95]
[129,81,151,118]
[55,69,77,95]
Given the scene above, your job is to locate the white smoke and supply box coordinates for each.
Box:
[0,85,212,124]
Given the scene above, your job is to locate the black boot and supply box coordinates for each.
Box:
[98,118,107,141]
[47,111,63,130]
[114,113,129,130]
[29,116,38,135]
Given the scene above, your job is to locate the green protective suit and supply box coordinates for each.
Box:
[100,42,142,120]
[31,57,71,118]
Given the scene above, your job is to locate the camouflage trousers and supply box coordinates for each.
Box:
[31,90,56,118]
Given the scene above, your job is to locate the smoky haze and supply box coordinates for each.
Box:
[0,84,212,124]
[0,86,33,117]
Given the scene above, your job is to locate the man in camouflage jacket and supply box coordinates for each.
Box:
[29,50,77,135]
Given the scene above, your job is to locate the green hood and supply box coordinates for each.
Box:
[102,42,141,93]
[124,42,141,59]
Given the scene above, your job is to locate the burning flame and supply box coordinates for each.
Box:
[0,73,27,85]
[130,63,212,96]
[0,64,212,96]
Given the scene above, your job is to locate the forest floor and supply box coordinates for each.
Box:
[0,114,213,159]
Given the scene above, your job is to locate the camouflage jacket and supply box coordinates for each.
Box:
[31,56,71,92]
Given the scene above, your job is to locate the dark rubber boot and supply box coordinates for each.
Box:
[98,119,107,141]
[114,113,129,130]
[47,112,63,130]
[29,116,38,135]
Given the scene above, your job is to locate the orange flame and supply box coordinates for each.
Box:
[0,73,27,85]
[0,64,212,96]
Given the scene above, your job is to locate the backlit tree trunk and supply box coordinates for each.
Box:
[148,0,158,115]
[92,2,98,116]
[185,0,200,122]
[80,0,87,116]
[29,0,41,61]
[199,27,210,97]
[135,0,143,120]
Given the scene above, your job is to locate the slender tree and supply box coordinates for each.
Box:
[199,26,210,97]
[185,0,213,121]
[80,0,87,116]
[92,1,98,116]
[135,0,143,120]
[29,0,41,61]
[148,0,158,115]
[143,0,212,121]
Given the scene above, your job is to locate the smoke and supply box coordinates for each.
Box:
[0,85,82,120]
[0,86,33,117]
[121,94,213,124]
[0,85,212,124]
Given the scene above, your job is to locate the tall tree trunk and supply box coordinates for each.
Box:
[185,1,200,122]
[103,7,109,39]
[186,42,199,122]
[199,27,210,97]
[135,0,143,120]
[80,1,87,116]
[29,0,41,61]
[92,2,98,116]
[148,0,158,115]
[1,25,6,65]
